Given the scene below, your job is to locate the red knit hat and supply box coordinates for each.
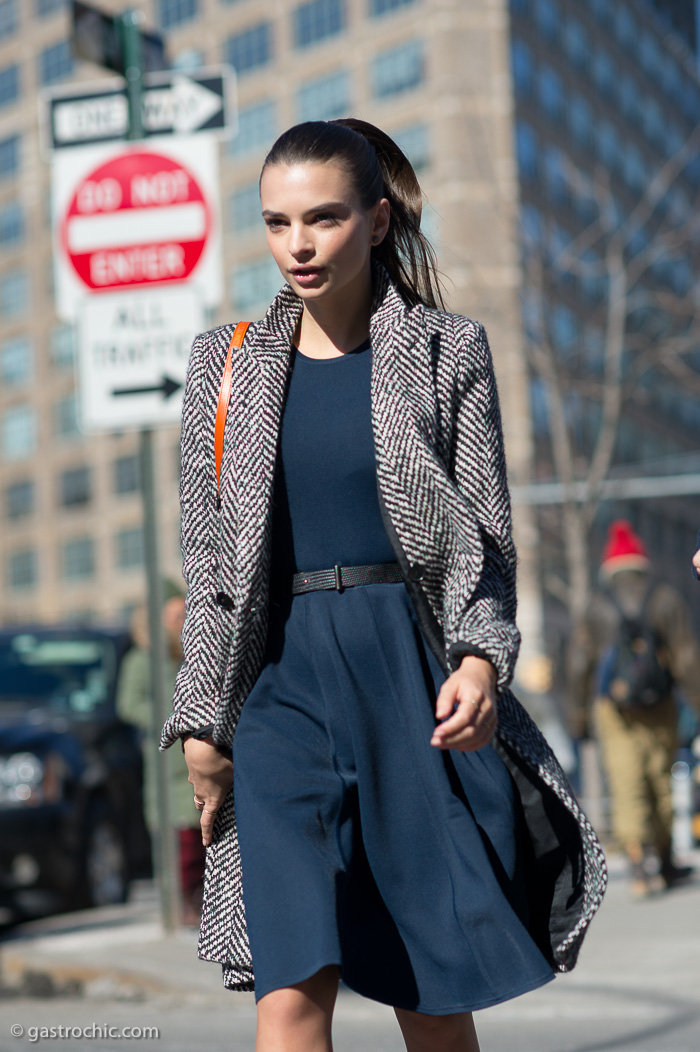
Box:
[600,520,650,577]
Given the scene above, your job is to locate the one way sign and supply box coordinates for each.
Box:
[42,66,236,153]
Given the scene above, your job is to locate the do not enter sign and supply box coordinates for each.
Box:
[62,151,210,290]
[51,135,223,320]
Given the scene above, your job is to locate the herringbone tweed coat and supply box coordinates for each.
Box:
[160,267,607,991]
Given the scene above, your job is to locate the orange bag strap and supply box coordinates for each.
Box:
[215,322,250,506]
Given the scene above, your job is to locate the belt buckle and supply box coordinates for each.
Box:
[333,564,344,592]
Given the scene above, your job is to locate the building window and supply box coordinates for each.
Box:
[529,377,549,436]
[6,479,34,520]
[62,537,95,581]
[0,134,19,179]
[0,200,24,246]
[231,257,281,311]
[639,32,662,79]
[1,405,36,461]
[618,74,641,125]
[534,0,558,39]
[8,549,37,590]
[642,97,664,147]
[49,323,75,370]
[60,466,91,507]
[0,336,32,386]
[613,7,635,47]
[229,99,276,157]
[0,268,28,316]
[36,0,65,15]
[370,0,415,15]
[538,65,563,120]
[0,1,18,41]
[510,39,532,96]
[297,70,351,121]
[116,526,145,569]
[0,64,19,109]
[114,454,140,495]
[371,40,424,99]
[294,0,345,49]
[623,144,647,191]
[515,120,537,179]
[55,392,80,439]
[589,0,610,25]
[229,181,261,233]
[591,49,614,97]
[595,120,620,171]
[544,145,568,202]
[158,0,198,29]
[225,22,272,76]
[39,41,73,86]
[569,94,593,147]
[393,123,429,172]
[551,304,579,355]
[562,17,588,68]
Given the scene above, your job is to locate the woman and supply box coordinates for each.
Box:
[160,119,606,1051]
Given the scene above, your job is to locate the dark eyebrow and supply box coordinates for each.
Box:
[261,202,350,220]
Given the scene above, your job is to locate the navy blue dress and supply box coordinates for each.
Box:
[232,341,554,1013]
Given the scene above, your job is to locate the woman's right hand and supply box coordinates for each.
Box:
[693,547,700,580]
[182,736,233,846]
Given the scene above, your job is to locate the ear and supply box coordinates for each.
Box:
[370,198,390,246]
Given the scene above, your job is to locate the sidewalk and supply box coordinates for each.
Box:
[1,851,699,1011]
[0,881,240,1005]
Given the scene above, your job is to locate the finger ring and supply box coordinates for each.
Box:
[465,698,482,710]
[203,809,218,815]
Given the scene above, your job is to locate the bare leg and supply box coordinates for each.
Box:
[255,965,340,1052]
[395,1007,481,1052]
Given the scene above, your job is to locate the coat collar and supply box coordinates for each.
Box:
[245,263,414,363]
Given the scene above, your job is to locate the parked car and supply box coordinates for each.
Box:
[0,624,150,919]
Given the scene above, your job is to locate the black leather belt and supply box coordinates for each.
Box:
[289,562,403,595]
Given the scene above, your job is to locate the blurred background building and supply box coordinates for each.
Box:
[1,0,699,681]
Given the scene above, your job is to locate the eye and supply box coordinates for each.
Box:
[314,212,341,226]
[264,217,287,232]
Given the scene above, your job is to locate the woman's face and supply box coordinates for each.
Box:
[259,160,388,305]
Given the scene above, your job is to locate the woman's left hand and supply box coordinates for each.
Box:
[431,654,498,751]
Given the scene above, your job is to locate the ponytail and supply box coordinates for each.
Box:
[261,119,445,310]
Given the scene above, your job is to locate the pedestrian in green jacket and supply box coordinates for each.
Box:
[117,580,204,925]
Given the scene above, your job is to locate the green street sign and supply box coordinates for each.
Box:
[71,1,167,76]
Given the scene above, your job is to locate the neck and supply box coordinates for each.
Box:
[295,274,373,358]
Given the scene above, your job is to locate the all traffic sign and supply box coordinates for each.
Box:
[52,135,223,320]
[77,286,203,431]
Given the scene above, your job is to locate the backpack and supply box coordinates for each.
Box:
[596,583,673,708]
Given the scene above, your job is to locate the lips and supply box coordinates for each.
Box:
[291,267,323,277]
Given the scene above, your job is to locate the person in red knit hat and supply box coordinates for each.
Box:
[569,520,700,896]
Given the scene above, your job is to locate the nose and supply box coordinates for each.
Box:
[288,222,313,259]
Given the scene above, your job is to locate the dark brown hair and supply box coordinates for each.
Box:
[261,118,444,310]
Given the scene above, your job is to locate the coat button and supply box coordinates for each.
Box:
[215,592,234,611]
[407,563,426,582]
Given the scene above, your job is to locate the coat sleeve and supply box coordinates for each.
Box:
[160,333,224,750]
[444,318,521,690]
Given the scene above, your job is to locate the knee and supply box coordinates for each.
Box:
[397,1009,476,1051]
[257,966,338,1033]
[258,986,318,1030]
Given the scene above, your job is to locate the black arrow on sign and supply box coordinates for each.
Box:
[112,375,182,400]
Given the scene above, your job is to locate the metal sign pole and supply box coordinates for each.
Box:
[122,9,181,933]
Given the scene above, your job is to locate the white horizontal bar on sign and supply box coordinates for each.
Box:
[66,202,207,253]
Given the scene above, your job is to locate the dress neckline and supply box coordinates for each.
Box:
[293,338,370,362]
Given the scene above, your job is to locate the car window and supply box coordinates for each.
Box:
[0,635,117,717]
